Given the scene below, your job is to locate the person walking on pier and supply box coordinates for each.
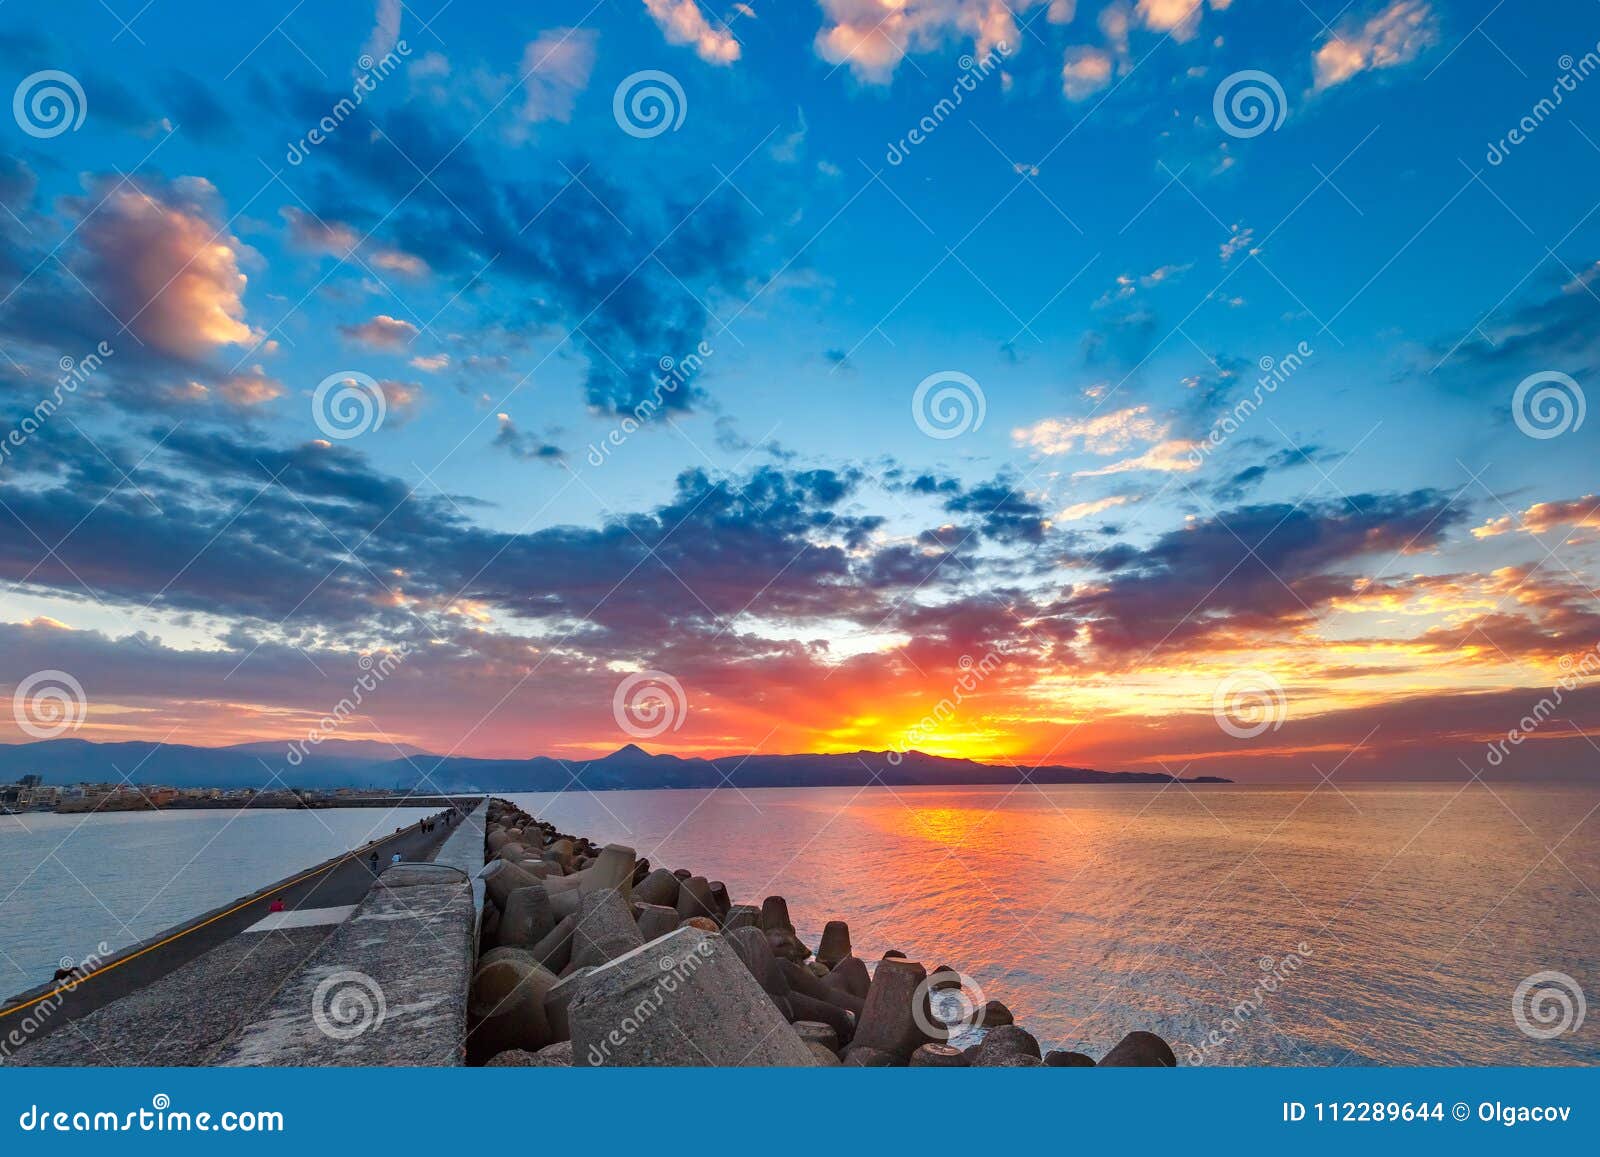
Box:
[368,850,379,873]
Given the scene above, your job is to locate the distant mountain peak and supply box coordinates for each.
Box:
[600,743,683,764]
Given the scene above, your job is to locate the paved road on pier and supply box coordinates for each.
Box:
[0,807,466,1053]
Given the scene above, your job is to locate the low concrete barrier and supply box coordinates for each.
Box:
[432,797,488,878]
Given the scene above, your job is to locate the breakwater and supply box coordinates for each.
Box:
[2,802,476,1064]
[469,797,1178,1067]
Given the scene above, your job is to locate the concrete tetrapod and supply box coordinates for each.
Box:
[568,927,819,1067]
[498,884,556,948]
[1098,1030,1178,1067]
[468,958,559,1061]
[632,867,680,908]
[850,957,929,1063]
[576,844,637,901]
[675,876,719,924]
[816,920,852,966]
[634,903,680,942]
[571,887,645,969]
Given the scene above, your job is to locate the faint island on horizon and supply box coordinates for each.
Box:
[0,737,1231,795]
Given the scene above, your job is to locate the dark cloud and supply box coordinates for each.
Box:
[1429,261,1600,392]
[158,71,236,143]
[943,476,1050,544]
[275,91,761,416]
[0,430,891,653]
[1209,443,1331,503]
[492,416,566,464]
[1068,490,1467,654]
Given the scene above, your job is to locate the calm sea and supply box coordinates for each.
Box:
[0,806,435,994]
[2,785,1594,1065]
[506,782,1599,1066]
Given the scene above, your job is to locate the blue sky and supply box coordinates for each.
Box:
[1,0,1598,778]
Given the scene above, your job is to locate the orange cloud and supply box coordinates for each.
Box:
[1313,0,1438,91]
[644,0,741,65]
[77,178,257,358]
[1014,405,1200,475]
[1472,495,1600,539]
[340,313,419,348]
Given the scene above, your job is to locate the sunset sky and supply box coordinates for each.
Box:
[2,0,1598,780]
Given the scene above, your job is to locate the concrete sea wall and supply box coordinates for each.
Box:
[215,862,477,1066]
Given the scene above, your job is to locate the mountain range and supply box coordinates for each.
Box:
[0,737,1230,791]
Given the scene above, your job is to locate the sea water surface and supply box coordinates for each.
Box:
[507,782,1600,1066]
[0,806,434,993]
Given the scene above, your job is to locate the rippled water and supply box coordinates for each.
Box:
[0,806,434,993]
[507,783,1600,1066]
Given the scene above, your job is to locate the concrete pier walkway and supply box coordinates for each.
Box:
[0,803,473,1062]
